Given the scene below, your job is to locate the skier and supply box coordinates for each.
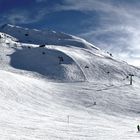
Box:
[58,56,64,64]
[137,125,140,132]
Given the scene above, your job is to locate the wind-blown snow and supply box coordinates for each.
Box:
[0,24,140,139]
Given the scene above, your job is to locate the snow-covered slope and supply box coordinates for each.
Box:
[0,24,139,82]
[0,24,140,139]
[0,70,140,140]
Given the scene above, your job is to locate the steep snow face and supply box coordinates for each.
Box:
[0,29,139,82]
[0,32,85,82]
[10,46,85,81]
[47,45,140,82]
[0,24,99,50]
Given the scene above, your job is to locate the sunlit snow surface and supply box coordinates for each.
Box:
[1,71,140,140]
[0,25,140,139]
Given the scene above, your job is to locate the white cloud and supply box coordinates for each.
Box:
[56,0,140,66]
[0,1,56,25]
[1,8,49,25]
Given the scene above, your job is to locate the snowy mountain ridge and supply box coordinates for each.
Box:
[0,24,139,82]
[0,24,99,50]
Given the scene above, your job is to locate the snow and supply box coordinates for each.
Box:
[0,71,140,140]
[0,25,139,139]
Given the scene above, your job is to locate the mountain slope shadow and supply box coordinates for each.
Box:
[9,47,85,81]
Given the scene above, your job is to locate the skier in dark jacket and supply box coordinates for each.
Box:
[137,125,140,132]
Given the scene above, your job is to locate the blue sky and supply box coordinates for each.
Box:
[0,0,140,66]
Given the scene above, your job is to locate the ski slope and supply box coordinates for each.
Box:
[0,71,140,140]
[0,24,140,139]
